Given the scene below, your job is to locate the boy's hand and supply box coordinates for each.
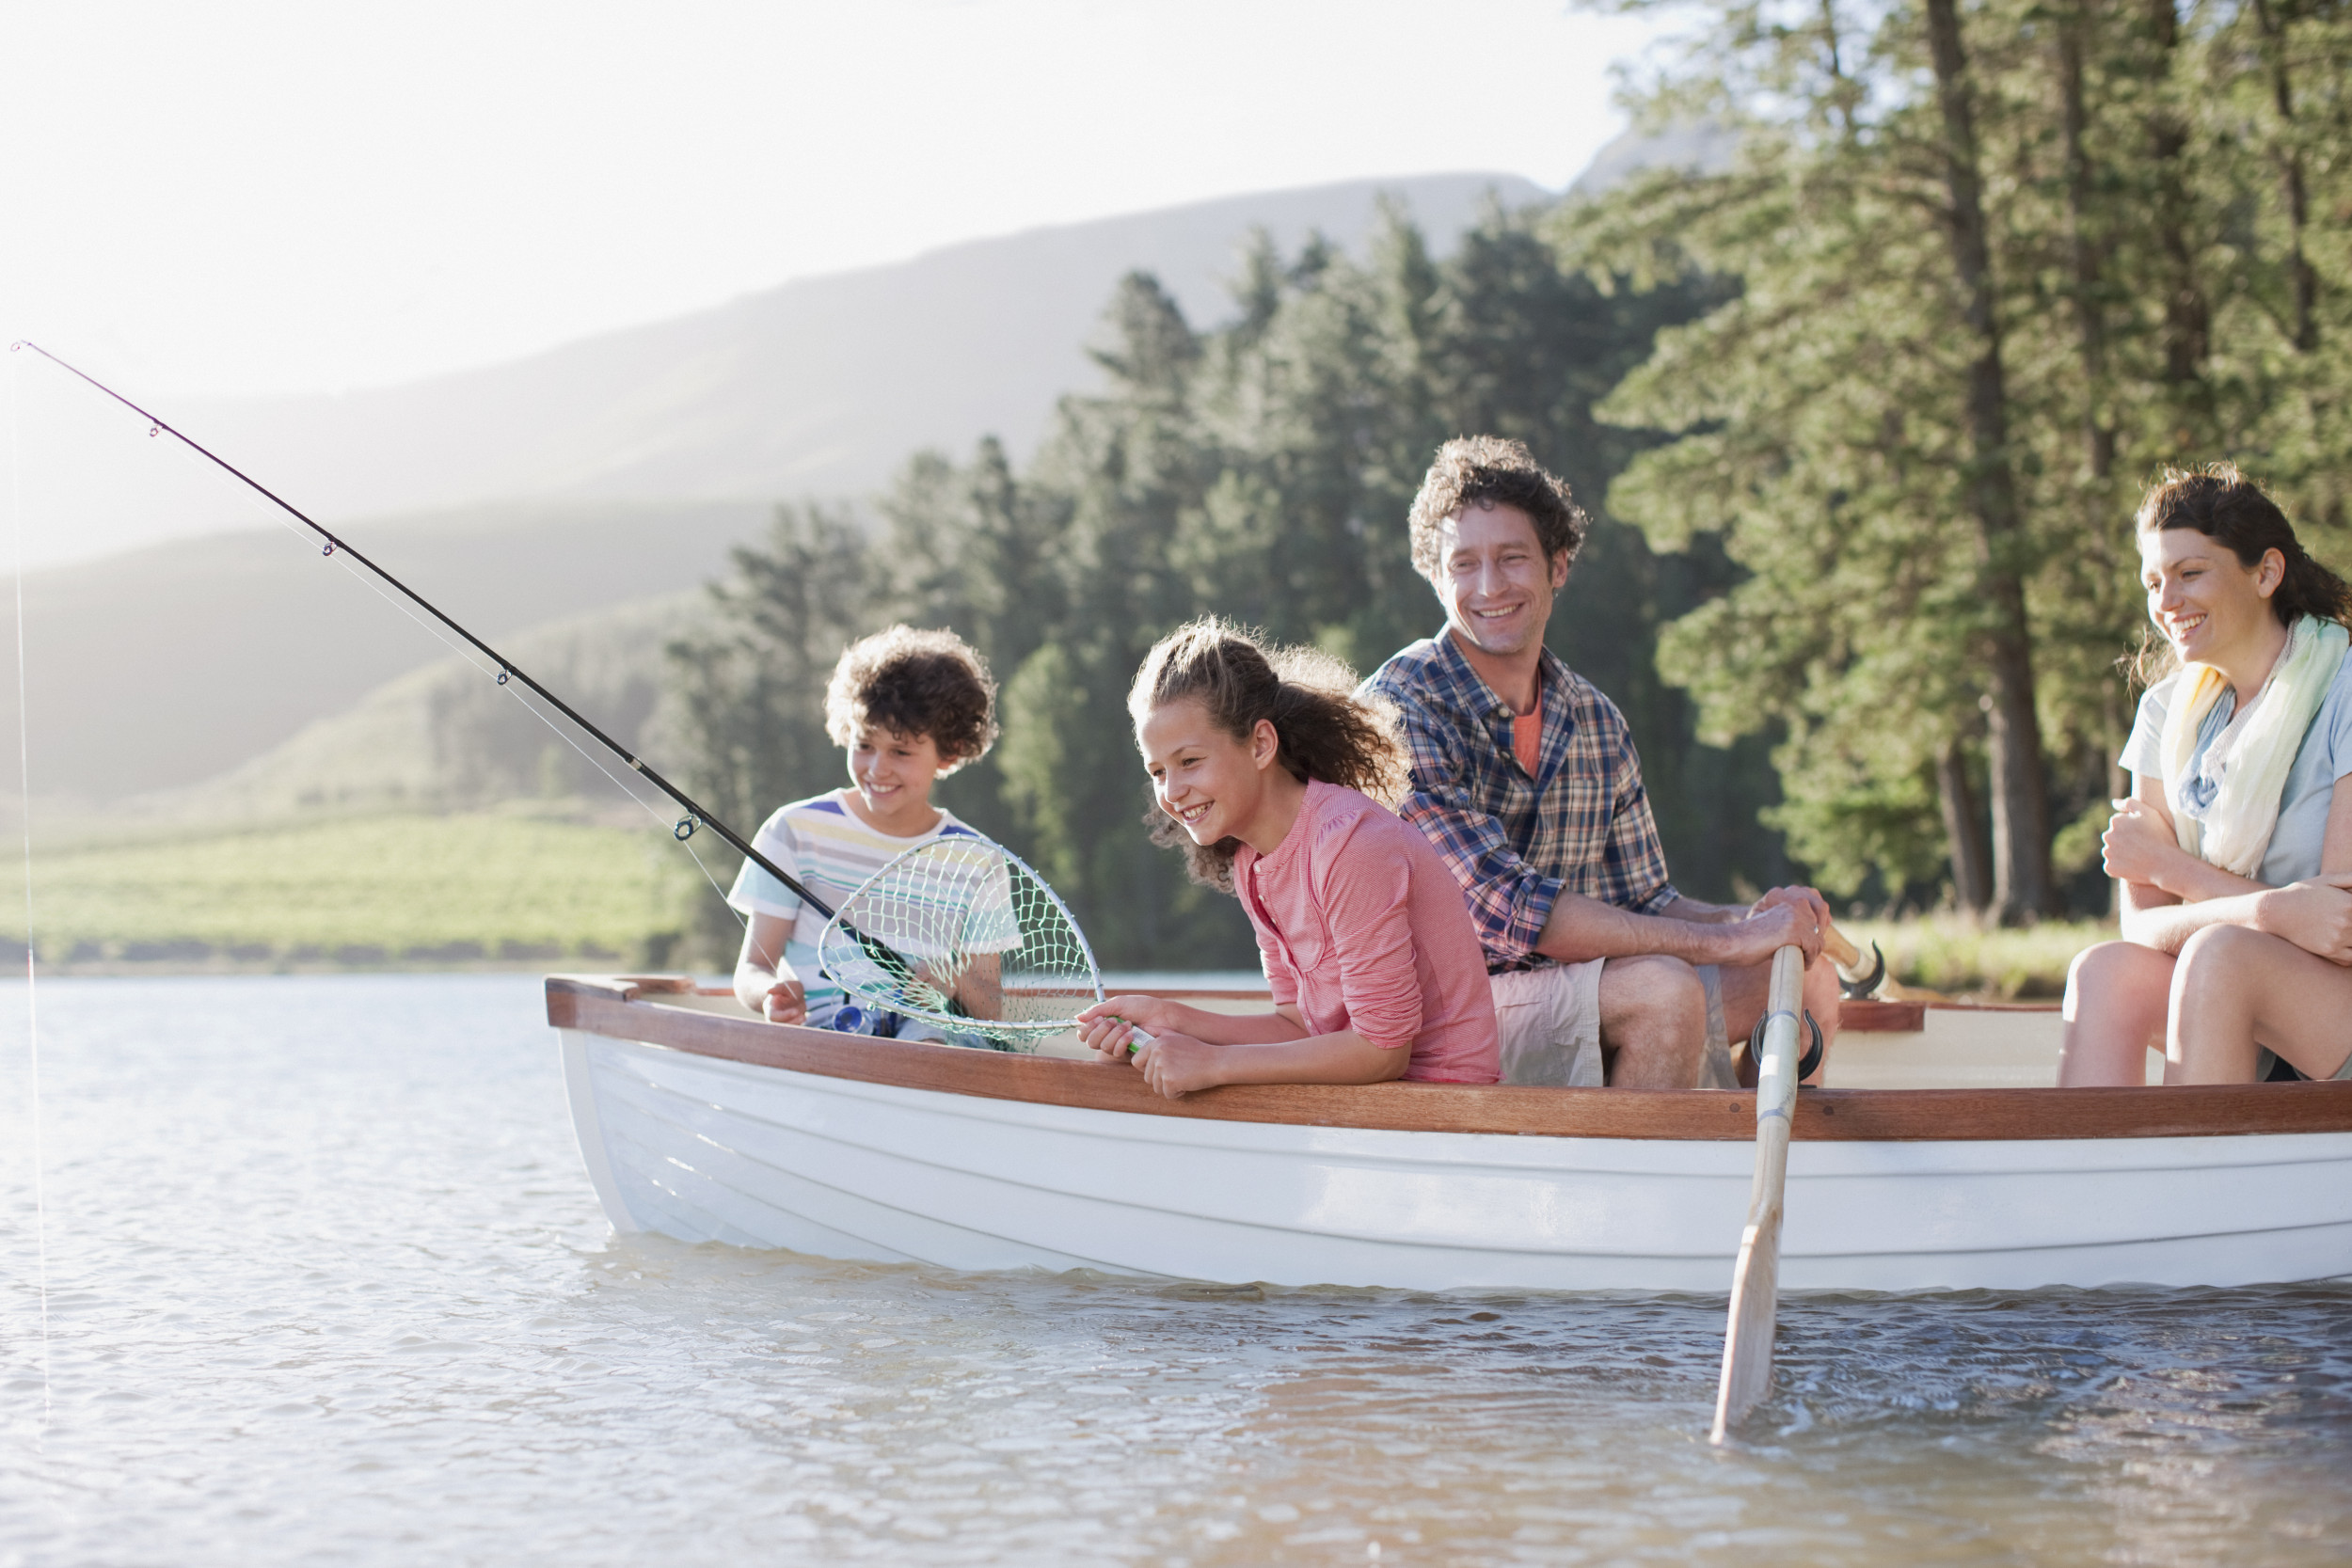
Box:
[761,979,807,1025]
[1074,994,1173,1058]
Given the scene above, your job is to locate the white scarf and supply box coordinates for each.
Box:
[2157,614,2350,877]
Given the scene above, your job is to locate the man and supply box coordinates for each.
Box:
[1363,436,1840,1089]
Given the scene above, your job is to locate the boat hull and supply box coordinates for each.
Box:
[560,1022,2352,1293]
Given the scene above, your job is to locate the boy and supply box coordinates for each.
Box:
[730,625,999,1033]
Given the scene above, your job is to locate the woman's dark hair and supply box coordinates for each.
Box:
[2131,464,2352,681]
[1128,619,1407,893]
[824,625,998,771]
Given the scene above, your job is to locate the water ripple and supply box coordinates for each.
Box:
[1,975,2346,1566]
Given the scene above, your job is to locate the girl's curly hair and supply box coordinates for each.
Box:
[1128,619,1407,893]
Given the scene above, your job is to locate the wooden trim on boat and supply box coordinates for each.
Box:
[547,976,2352,1143]
[1837,999,1927,1032]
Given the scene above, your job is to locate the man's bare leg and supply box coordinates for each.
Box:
[1597,954,1707,1088]
[1716,951,1842,1085]
[2059,940,2171,1086]
[2167,924,2352,1083]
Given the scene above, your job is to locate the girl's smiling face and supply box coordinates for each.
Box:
[846,726,946,834]
[2140,526,2284,670]
[1136,698,1281,851]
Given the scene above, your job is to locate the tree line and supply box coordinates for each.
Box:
[1577,0,2352,924]
[669,0,2352,959]
[663,208,1782,967]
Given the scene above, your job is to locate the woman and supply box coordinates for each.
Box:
[2063,465,2352,1085]
[1074,620,1501,1097]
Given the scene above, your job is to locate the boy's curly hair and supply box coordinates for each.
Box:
[823,626,998,771]
[1406,436,1589,579]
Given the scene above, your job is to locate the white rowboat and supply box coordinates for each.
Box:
[549,976,2352,1293]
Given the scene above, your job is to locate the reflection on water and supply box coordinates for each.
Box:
[1,975,2347,1565]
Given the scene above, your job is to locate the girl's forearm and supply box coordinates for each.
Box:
[1194,1030,1409,1086]
[1161,1003,1308,1046]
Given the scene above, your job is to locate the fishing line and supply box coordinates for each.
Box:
[11,341,819,927]
[136,380,750,925]
[8,344,53,1422]
[184,453,749,922]
[134,425,753,931]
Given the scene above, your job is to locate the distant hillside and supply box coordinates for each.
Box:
[121,594,704,830]
[8,501,762,809]
[31,173,1547,568]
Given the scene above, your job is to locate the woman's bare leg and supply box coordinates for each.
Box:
[2059,941,2172,1086]
[2167,924,2352,1083]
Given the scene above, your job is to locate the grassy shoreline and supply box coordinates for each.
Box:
[1847,914,2106,1001]
[7,812,706,973]
[8,810,2111,994]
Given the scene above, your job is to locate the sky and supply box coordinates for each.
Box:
[1,0,1661,402]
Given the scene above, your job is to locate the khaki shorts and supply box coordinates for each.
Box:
[1490,958,1739,1089]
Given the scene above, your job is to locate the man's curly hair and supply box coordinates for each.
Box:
[823,625,998,771]
[1406,436,1589,579]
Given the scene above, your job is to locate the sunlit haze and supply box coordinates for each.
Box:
[3,0,1659,401]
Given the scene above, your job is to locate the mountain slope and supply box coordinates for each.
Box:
[31,173,1545,567]
[10,501,763,808]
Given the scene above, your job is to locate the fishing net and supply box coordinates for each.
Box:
[818,836,1111,1052]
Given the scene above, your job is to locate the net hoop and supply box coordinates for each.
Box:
[816,835,1112,1052]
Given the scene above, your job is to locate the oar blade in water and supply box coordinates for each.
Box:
[1711,943,1805,1443]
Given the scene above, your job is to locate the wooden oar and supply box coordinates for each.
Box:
[1711,942,1806,1444]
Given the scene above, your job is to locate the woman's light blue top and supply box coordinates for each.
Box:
[2121,653,2352,885]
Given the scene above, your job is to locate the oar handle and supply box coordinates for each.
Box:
[1821,922,1860,971]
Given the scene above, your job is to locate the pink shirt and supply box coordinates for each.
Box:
[1232,779,1501,1084]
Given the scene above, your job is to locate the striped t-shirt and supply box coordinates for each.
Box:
[724,790,983,1030]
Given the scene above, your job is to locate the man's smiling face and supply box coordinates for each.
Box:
[1432,500,1569,660]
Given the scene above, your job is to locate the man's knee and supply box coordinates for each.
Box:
[1801,955,1840,1037]
[1597,956,1706,1088]
[1601,954,1705,1017]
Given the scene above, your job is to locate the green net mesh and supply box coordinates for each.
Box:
[817,837,1106,1051]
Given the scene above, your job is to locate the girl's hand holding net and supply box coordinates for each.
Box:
[1074,995,1170,1058]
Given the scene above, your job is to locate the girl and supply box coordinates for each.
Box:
[2063,465,2352,1085]
[1076,620,1501,1096]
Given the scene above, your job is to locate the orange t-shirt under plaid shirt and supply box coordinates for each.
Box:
[1231,779,1501,1084]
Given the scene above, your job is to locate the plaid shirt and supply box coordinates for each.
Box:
[1362,632,1678,973]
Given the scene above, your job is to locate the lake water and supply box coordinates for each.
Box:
[3,974,2348,1566]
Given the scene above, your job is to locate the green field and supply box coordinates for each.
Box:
[5,806,2113,990]
[8,813,708,970]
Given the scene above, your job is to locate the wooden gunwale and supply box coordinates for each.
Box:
[547,975,2352,1143]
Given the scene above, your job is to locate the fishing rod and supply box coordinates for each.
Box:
[8,339,845,923]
